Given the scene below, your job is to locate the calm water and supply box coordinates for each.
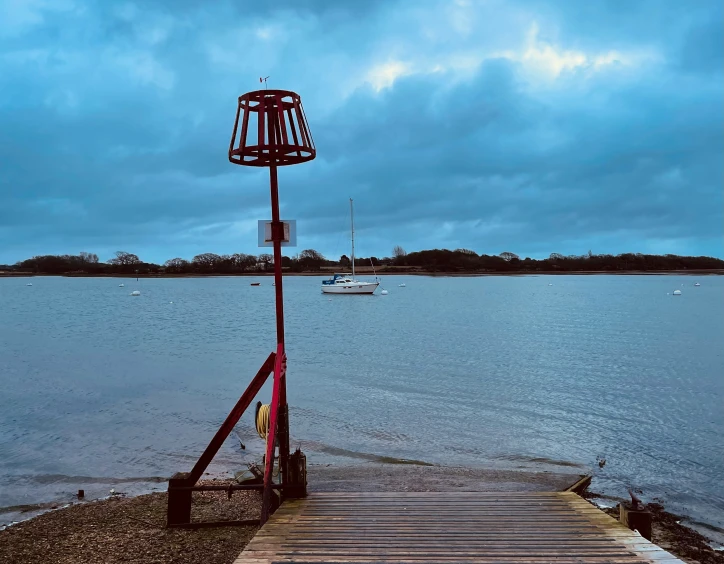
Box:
[0,275,722,532]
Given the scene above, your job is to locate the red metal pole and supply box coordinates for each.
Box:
[267,144,291,516]
[269,164,285,347]
[269,112,291,491]
[261,344,284,524]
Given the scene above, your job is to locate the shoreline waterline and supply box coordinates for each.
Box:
[2,464,723,564]
[2,269,723,278]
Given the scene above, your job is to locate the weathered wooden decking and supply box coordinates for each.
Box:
[235,492,684,563]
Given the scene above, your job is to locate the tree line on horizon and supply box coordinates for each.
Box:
[2,247,723,275]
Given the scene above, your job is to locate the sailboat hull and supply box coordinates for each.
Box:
[321,282,379,294]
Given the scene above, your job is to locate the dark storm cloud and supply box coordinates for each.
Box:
[0,0,721,263]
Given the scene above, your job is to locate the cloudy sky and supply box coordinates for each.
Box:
[1,0,722,264]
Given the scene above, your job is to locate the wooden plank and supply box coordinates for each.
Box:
[234,492,685,564]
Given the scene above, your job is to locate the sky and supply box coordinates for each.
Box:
[1,0,722,265]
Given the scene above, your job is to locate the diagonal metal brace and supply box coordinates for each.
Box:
[167,352,276,526]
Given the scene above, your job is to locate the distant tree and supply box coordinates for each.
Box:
[257,253,273,271]
[232,253,257,272]
[499,251,519,262]
[300,249,325,261]
[216,255,235,272]
[392,245,407,266]
[549,253,564,260]
[164,258,189,273]
[79,252,99,264]
[299,249,325,271]
[192,253,222,272]
[108,251,141,266]
[339,254,351,268]
[454,248,478,256]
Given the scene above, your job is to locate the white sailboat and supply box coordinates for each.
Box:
[321,199,380,295]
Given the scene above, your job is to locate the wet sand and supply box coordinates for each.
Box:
[308,462,581,492]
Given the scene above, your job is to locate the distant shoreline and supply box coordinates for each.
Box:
[1,269,722,278]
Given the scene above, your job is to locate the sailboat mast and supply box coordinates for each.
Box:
[350,198,355,278]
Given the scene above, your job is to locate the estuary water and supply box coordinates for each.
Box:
[0,274,722,534]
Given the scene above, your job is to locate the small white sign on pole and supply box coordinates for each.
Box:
[258,220,297,247]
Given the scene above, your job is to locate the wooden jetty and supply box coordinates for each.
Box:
[235,491,684,563]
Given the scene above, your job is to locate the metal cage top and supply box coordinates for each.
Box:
[228,89,316,167]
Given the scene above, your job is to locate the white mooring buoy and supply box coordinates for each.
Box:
[673,290,681,296]
[381,289,389,295]
[130,290,141,296]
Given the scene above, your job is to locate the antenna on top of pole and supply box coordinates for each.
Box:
[260,76,270,89]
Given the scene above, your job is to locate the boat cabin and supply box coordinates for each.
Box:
[322,274,355,285]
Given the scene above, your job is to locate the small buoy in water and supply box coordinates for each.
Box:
[694,282,700,286]
[398,283,406,287]
[548,283,553,286]
[26,283,32,286]
[130,290,141,296]
[673,290,681,295]
[381,289,389,295]
[169,301,173,304]
[119,283,125,287]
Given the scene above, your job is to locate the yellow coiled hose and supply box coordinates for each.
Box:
[256,403,270,440]
[255,402,279,477]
